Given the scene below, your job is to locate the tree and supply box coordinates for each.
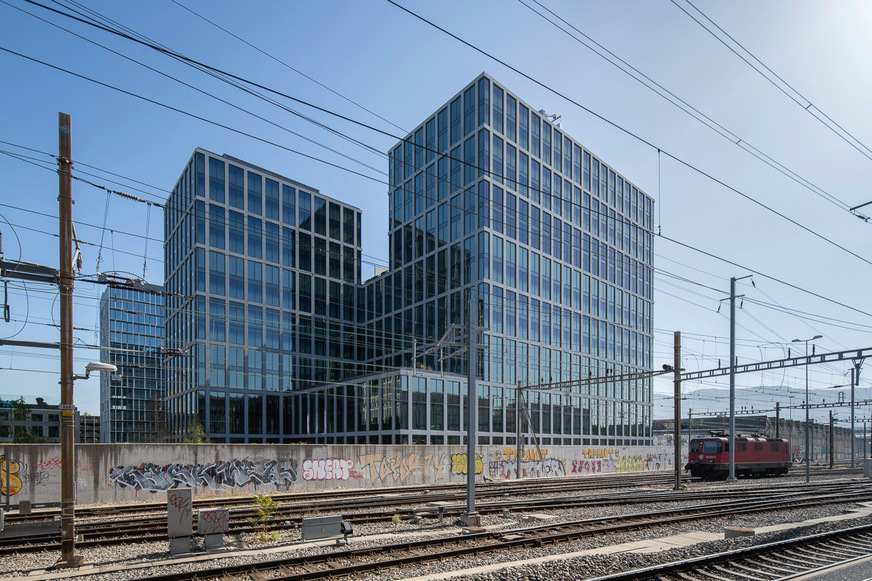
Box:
[182,415,209,444]
[12,397,44,443]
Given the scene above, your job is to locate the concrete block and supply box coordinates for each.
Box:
[462,512,481,526]
[197,508,230,535]
[18,501,31,515]
[302,514,343,541]
[864,459,872,478]
[0,519,60,538]
[203,532,224,550]
[167,488,193,538]
[724,526,755,539]
[169,536,191,555]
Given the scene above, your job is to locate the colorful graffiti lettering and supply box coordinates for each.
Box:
[36,457,62,471]
[35,456,93,474]
[108,459,297,493]
[497,448,549,462]
[571,459,604,474]
[582,448,618,459]
[614,453,669,472]
[450,453,483,475]
[302,458,354,481]
[489,457,566,479]
[357,453,446,483]
[0,456,23,496]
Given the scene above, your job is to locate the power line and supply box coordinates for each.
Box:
[658,233,872,320]
[517,0,853,218]
[0,45,388,186]
[672,0,872,164]
[384,1,872,271]
[167,0,407,134]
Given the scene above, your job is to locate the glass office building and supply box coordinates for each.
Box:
[286,73,655,446]
[163,150,362,442]
[99,284,165,442]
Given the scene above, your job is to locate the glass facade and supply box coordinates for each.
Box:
[293,73,655,446]
[99,285,165,442]
[162,74,653,446]
[164,150,362,442]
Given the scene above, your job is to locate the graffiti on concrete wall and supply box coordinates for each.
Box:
[571,459,605,474]
[571,450,675,474]
[32,456,96,489]
[582,448,618,459]
[109,459,297,493]
[450,453,483,475]
[488,448,566,479]
[302,458,354,481]
[0,456,23,496]
[357,452,447,483]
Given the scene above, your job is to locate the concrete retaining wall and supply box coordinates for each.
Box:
[0,443,678,507]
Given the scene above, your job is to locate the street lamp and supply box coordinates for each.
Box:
[60,361,117,567]
[793,335,822,484]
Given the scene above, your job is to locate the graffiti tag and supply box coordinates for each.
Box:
[109,459,297,493]
[357,453,446,483]
[302,458,354,481]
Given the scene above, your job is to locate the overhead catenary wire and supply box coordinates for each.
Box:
[671,0,872,164]
[7,0,869,326]
[517,0,854,217]
[15,0,872,282]
[3,2,868,398]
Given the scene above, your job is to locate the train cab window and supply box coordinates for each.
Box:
[702,441,722,453]
[738,443,746,452]
[770,443,779,451]
[690,441,700,453]
[754,443,763,451]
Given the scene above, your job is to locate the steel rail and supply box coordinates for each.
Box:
[122,488,872,581]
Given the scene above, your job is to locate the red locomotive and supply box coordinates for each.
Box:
[685,431,790,480]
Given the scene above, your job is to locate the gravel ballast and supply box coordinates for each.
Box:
[1,478,870,580]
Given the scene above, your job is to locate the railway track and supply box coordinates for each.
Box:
[96,486,872,581]
[1,470,688,525]
[590,523,872,580]
[4,467,859,529]
[3,479,869,556]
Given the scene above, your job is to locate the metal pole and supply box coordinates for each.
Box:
[728,277,736,481]
[851,367,855,469]
[673,331,681,490]
[805,343,810,483]
[516,381,522,480]
[829,410,834,469]
[775,402,780,439]
[465,286,478,524]
[58,112,80,568]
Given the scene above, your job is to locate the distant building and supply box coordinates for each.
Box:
[98,284,166,442]
[0,397,95,443]
[79,414,100,443]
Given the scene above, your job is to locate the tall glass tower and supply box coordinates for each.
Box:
[99,284,165,442]
[286,73,655,447]
[163,149,362,442]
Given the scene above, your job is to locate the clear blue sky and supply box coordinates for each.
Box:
[1,0,870,427]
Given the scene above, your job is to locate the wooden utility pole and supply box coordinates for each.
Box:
[58,112,80,568]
